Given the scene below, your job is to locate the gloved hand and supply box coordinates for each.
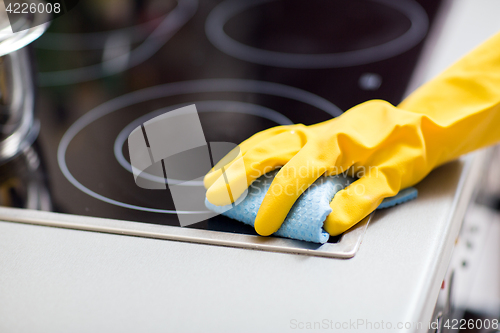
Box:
[204,32,500,236]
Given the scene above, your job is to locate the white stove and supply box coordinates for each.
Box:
[0,0,499,332]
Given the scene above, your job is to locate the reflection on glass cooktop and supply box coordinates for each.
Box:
[10,0,443,241]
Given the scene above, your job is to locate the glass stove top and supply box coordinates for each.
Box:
[0,0,443,243]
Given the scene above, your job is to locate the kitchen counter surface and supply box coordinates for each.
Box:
[1,0,500,332]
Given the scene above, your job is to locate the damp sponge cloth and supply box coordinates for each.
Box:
[205,171,417,243]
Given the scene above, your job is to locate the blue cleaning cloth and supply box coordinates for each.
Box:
[205,171,418,243]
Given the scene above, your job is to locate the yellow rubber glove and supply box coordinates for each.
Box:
[204,31,500,236]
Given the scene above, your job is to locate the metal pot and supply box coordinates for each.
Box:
[0,0,49,163]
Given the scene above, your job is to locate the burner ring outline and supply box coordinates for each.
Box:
[38,0,198,86]
[114,100,293,186]
[205,0,429,68]
[57,79,342,214]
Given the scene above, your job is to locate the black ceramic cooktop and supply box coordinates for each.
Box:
[1,0,443,238]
